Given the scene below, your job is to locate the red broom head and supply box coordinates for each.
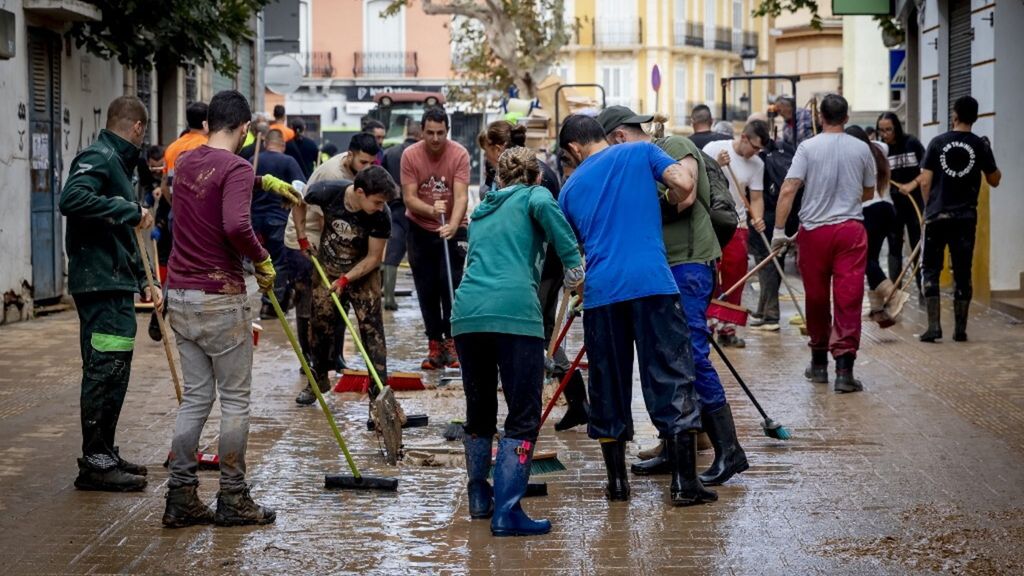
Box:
[707,299,749,326]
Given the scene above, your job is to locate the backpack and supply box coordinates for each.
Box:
[698,151,738,249]
[761,140,802,236]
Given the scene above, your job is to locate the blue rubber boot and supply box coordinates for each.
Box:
[491,438,551,537]
[463,435,494,519]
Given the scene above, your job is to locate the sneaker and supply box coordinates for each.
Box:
[443,338,460,369]
[75,457,147,492]
[163,485,215,528]
[749,318,780,332]
[214,485,276,526]
[113,446,148,476]
[717,332,746,348]
[421,340,445,370]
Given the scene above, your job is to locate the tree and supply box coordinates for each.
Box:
[382,0,575,101]
[69,0,272,76]
[753,1,903,46]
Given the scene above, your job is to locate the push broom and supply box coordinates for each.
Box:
[706,245,787,326]
[267,291,397,491]
[708,337,791,440]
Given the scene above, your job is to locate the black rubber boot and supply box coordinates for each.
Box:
[162,485,215,528]
[113,446,148,476]
[698,404,749,486]
[554,370,589,431]
[214,485,276,526]
[919,297,943,342]
[600,441,630,501]
[382,265,399,311]
[804,349,828,383]
[630,442,670,476]
[833,354,864,393]
[74,457,147,492]
[668,433,717,507]
[953,299,970,342]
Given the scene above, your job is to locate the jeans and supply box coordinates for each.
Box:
[384,204,409,267]
[863,202,896,289]
[167,290,254,491]
[922,217,976,301]
[406,220,467,341]
[749,215,783,323]
[253,218,289,306]
[671,263,727,412]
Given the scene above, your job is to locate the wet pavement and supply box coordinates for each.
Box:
[1,266,1023,575]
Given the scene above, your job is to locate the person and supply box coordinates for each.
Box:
[286,117,320,178]
[846,125,903,327]
[773,94,876,393]
[401,107,471,370]
[363,118,387,165]
[137,144,164,203]
[596,106,749,487]
[876,112,927,291]
[451,147,583,536]
[712,120,735,138]
[557,114,716,507]
[291,166,394,405]
[269,104,296,141]
[702,120,769,348]
[239,114,269,159]
[162,90,290,528]
[160,101,209,204]
[917,96,1001,343]
[688,104,732,150]
[380,120,422,311]
[59,96,155,492]
[139,145,174,342]
[249,129,306,319]
[775,96,813,147]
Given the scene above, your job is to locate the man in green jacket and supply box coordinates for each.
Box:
[60,96,156,492]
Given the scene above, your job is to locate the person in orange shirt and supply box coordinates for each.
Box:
[268,104,295,142]
[159,101,209,202]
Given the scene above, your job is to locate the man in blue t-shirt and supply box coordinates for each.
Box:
[557,114,716,508]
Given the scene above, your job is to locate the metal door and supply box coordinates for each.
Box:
[28,29,63,301]
[947,0,972,124]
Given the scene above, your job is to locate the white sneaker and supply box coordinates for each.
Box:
[750,321,780,332]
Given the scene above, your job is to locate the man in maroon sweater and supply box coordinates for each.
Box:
[161,90,296,528]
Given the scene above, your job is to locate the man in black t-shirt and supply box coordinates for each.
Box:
[687,104,732,150]
[291,166,394,405]
[917,96,1001,343]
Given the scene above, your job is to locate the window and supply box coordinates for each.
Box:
[601,64,635,109]
[596,0,638,45]
[704,0,716,50]
[363,0,405,76]
[704,68,716,108]
[673,64,688,122]
[549,63,573,83]
[733,0,744,52]
[673,0,687,45]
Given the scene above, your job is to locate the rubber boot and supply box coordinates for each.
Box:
[833,354,864,393]
[214,485,276,526]
[74,457,147,492]
[698,404,749,486]
[600,441,630,501]
[867,283,895,328]
[382,265,399,311]
[919,297,943,342]
[630,442,670,476]
[296,367,333,405]
[953,299,970,342]
[162,485,215,528]
[554,370,589,431]
[880,279,910,322]
[463,436,494,519]
[113,446,148,476]
[804,349,828,383]
[668,433,717,507]
[490,438,551,537]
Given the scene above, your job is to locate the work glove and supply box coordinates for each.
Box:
[297,237,315,258]
[770,227,794,255]
[563,265,585,291]
[261,174,302,207]
[331,275,349,296]
[254,256,277,293]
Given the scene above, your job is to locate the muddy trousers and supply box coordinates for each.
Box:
[921,217,976,301]
[864,202,897,289]
[74,291,137,461]
[406,221,466,340]
[583,295,701,441]
[309,273,387,392]
[671,263,727,412]
[455,333,545,441]
[166,290,253,491]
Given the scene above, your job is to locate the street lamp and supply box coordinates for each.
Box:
[741,45,758,75]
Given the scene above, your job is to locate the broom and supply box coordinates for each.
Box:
[709,337,791,440]
[335,370,425,393]
[707,245,787,326]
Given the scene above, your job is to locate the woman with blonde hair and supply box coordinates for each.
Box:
[451,146,584,537]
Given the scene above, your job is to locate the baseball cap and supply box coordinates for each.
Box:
[595,105,654,135]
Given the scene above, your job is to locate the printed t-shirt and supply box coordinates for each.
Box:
[284,152,356,250]
[922,131,998,221]
[400,140,470,232]
[303,179,392,278]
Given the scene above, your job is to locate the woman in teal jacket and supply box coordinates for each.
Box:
[451,147,584,537]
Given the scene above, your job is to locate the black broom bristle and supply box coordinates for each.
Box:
[324,474,399,491]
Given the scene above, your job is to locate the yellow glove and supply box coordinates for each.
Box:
[260,174,302,207]
[254,256,277,293]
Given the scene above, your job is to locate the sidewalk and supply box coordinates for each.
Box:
[1,277,1022,575]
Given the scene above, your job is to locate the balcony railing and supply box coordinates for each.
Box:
[683,22,703,47]
[594,17,642,46]
[309,51,334,77]
[353,51,419,77]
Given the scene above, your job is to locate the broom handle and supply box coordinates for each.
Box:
[540,344,588,427]
[252,134,262,174]
[882,180,925,304]
[440,213,456,303]
[133,228,183,404]
[709,336,770,421]
[717,245,786,300]
[547,289,571,359]
[268,290,361,479]
[310,254,386,395]
[548,293,580,360]
[151,196,162,283]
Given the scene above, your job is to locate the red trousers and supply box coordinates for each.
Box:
[796,220,867,358]
[715,228,749,334]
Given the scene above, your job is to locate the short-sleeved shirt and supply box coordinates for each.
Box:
[163,131,208,180]
[268,122,296,142]
[785,132,876,230]
[400,140,470,232]
[921,131,998,221]
[558,142,680,309]
[702,139,764,227]
[250,150,306,224]
[887,135,926,191]
[689,130,731,150]
[303,179,392,277]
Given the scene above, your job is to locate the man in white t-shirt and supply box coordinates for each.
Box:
[702,120,769,348]
[773,94,876,394]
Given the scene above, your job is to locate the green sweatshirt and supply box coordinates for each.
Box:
[59,129,147,295]
[451,183,582,338]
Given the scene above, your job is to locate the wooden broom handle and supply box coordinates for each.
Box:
[547,289,572,359]
[717,245,787,300]
[134,228,183,404]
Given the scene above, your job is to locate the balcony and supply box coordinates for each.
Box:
[353,52,419,78]
[305,52,334,77]
[682,22,703,47]
[594,17,642,46]
[673,25,759,53]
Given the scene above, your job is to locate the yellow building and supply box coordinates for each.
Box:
[556,0,771,132]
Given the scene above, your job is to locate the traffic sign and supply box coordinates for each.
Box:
[889,49,907,90]
[651,65,661,93]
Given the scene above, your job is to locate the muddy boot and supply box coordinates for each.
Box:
[554,370,589,431]
[491,438,551,537]
[74,456,147,492]
[421,339,445,370]
[113,446,148,476]
[698,404,749,486]
[382,265,399,311]
[443,338,461,369]
[162,485,215,528]
[716,331,746,348]
[804,349,828,384]
[637,440,664,461]
[463,436,494,519]
[630,442,670,476]
[919,297,943,342]
[600,441,630,501]
[833,354,864,393]
[214,485,276,526]
[867,284,895,328]
[953,299,970,342]
[668,433,717,507]
[296,368,332,405]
